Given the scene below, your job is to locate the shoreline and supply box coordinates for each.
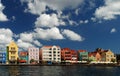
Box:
[0,63,120,67]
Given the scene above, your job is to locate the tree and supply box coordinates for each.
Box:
[30,59,35,63]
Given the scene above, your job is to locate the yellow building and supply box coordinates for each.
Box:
[101,50,116,62]
[6,41,18,63]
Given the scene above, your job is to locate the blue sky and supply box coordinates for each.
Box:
[0,0,120,53]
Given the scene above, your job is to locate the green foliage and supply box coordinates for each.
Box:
[30,59,35,63]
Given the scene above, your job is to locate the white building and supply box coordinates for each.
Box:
[28,47,39,63]
[40,45,61,63]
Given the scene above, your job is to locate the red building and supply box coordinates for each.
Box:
[61,48,71,61]
[61,48,78,63]
[71,50,78,61]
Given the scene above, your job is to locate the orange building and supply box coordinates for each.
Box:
[61,48,71,61]
[71,50,78,61]
[61,48,78,62]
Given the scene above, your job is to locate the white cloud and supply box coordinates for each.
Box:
[34,27,64,40]
[20,33,33,42]
[110,28,117,33]
[0,28,13,49]
[69,20,78,25]
[95,0,120,20]
[17,39,34,50]
[35,13,65,28]
[17,32,42,50]
[80,20,89,24]
[21,0,84,14]
[0,1,8,21]
[62,29,84,41]
[33,40,42,46]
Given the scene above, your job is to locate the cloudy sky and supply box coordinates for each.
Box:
[0,0,120,53]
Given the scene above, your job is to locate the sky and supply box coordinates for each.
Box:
[0,0,120,53]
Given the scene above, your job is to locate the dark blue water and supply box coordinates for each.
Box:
[0,66,120,76]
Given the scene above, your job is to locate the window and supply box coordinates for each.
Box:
[11,52,15,54]
[11,56,15,60]
[11,47,15,50]
[53,51,56,53]
[53,48,56,50]
[49,48,52,50]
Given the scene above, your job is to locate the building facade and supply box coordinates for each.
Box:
[61,48,72,62]
[71,50,78,62]
[88,53,96,61]
[101,50,116,62]
[40,46,61,63]
[28,47,39,64]
[0,51,6,64]
[19,51,28,63]
[6,41,18,64]
[78,50,88,61]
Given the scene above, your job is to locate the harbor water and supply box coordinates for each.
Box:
[0,65,120,76]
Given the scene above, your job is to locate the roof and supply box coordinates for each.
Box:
[19,51,28,56]
[78,50,86,52]
[42,45,60,48]
[61,48,71,51]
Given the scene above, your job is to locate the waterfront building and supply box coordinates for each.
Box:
[19,51,28,63]
[90,52,101,62]
[101,50,116,63]
[6,41,18,64]
[88,53,96,62]
[71,50,78,62]
[28,47,39,64]
[78,50,88,61]
[0,51,6,64]
[40,46,61,63]
[61,48,72,62]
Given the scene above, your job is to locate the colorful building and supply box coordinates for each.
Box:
[78,50,88,61]
[28,47,39,64]
[88,53,96,61]
[61,48,78,63]
[91,52,101,62]
[6,41,18,64]
[61,48,71,62]
[71,50,78,62]
[101,50,116,62]
[19,51,28,63]
[40,46,61,63]
[0,51,6,64]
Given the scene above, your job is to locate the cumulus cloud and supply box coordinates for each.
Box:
[110,28,117,33]
[62,29,84,41]
[17,32,42,50]
[0,28,13,49]
[17,39,34,50]
[95,0,120,20]
[34,27,64,40]
[21,0,84,14]
[35,13,65,28]
[0,1,8,21]
[20,33,33,42]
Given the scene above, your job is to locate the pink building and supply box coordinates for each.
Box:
[28,47,39,64]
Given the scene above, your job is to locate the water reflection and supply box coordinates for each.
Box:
[0,66,120,76]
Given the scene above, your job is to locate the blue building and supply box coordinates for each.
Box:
[0,51,6,64]
[78,50,88,61]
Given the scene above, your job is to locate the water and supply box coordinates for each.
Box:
[0,65,120,76]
